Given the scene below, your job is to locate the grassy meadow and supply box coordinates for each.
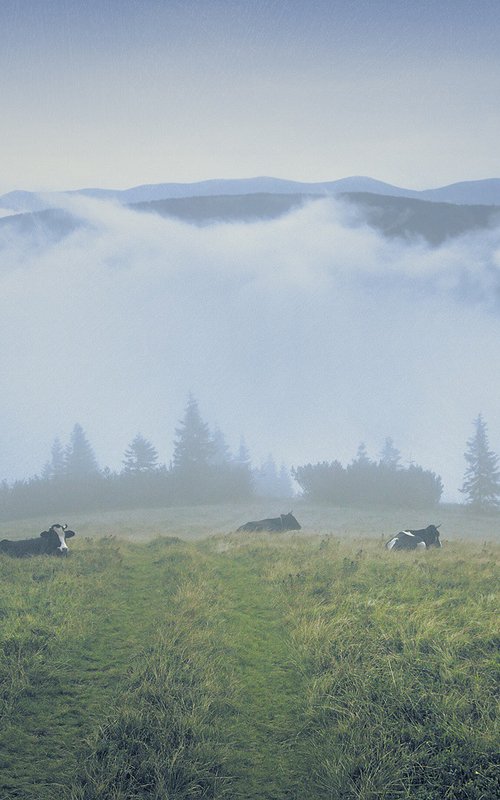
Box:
[0,504,498,799]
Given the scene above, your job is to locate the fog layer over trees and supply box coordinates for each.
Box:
[1,195,500,502]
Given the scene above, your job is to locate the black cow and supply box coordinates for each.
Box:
[385,525,441,551]
[0,523,76,557]
[237,512,301,532]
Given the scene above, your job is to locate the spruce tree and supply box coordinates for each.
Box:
[210,425,232,465]
[460,414,500,510]
[42,437,66,479]
[379,437,402,469]
[65,423,99,477]
[232,437,254,498]
[352,442,371,466]
[234,437,251,467]
[122,434,159,473]
[172,395,215,472]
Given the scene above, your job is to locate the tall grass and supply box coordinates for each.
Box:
[265,537,499,799]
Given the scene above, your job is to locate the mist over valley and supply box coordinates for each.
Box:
[1,179,500,502]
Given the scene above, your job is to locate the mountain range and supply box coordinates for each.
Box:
[2,176,500,213]
[1,177,500,247]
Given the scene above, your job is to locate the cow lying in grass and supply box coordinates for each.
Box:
[0,523,76,557]
[385,525,441,551]
[237,513,302,532]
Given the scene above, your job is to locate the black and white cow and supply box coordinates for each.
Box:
[237,512,302,532]
[385,525,441,551]
[0,523,76,557]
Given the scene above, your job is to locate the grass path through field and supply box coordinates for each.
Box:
[212,551,308,800]
[60,541,312,799]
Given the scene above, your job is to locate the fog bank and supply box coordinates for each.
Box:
[1,196,500,501]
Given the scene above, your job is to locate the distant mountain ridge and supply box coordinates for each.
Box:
[2,176,500,213]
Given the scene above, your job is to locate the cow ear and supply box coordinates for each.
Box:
[65,530,76,539]
[40,530,49,538]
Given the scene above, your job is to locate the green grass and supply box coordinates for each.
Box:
[0,508,498,799]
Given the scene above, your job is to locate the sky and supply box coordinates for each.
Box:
[1,0,499,194]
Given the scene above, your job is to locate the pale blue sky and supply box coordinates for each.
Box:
[1,0,499,192]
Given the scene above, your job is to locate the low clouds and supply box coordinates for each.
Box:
[1,196,500,500]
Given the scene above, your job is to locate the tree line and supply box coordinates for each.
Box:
[292,414,500,512]
[0,399,498,520]
[0,396,292,520]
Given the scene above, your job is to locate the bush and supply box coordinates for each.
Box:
[292,460,443,507]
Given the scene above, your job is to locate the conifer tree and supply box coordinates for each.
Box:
[379,437,402,469]
[352,442,371,466]
[234,437,251,467]
[210,425,232,465]
[172,395,215,472]
[42,437,66,479]
[65,423,99,477]
[460,414,500,510]
[122,434,159,473]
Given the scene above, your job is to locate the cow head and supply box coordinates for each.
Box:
[40,523,76,555]
[281,512,301,531]
[425,524,442,548]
